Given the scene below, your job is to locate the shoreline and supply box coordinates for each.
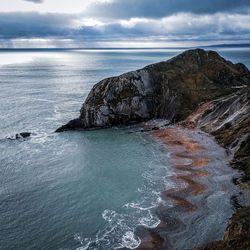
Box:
[135,123,245,249]
[152,127,209,213]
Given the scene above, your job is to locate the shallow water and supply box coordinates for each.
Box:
[0,47,249,249]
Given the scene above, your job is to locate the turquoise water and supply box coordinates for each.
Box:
[0,47,249,249]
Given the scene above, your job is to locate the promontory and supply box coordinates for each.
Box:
[56,49,250,249]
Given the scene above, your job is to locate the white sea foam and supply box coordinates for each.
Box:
[121,231,141,249]
[74,234,92,250]
[138,211,161,228]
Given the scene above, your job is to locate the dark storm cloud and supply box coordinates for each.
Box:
[0,12,74,39]
[23,0,43,3]
[87,0,250,19]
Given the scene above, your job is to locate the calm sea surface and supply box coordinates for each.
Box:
[0,47,249,249]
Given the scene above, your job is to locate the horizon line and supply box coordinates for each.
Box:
[0,43,250,50]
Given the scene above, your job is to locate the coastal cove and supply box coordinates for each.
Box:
[0,47,250,249]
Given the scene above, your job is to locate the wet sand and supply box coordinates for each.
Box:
[152,127,210,209]
[134,124,240,249]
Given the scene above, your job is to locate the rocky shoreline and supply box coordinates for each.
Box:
[134,123,244,249]
[138,120,250,249]
[56,49,250,249]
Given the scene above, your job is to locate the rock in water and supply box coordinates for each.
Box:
[8,132,32,140]
[56,49,250,132]
[18,132,31,138]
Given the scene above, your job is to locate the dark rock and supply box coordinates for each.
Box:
[56,49,250,132]
[231,195,243,210]
[55,118,84,132]
[223,122,232,130]
[224,207,250,241]
[8,132,32,140]
[19,132,31,138]
[232,177,241,185]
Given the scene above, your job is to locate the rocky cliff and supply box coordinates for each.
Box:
[180,88,250,249]
[56,49,250,248]
[179,87,250,187]
[56,48,250,132]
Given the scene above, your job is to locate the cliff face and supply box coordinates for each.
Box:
[56,49,250,132]
[179,87,250,188]
[176,87,250,249]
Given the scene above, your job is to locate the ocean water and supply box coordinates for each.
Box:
[0,47,249,249]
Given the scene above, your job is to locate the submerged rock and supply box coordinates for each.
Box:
[56,48,250,132]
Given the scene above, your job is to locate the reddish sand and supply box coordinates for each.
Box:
[151,127,210,211]
[136,125,210,249]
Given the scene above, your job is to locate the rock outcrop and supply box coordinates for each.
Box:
[56,49,250,132]
[180,88,250,249]
[179,87,250,188]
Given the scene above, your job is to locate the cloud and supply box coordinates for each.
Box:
[0,12,76,39]
[73,12,250,45]
[1,11,250,42]
[86,0,250,19]
[23,0,43,3]
[0,7,250,47]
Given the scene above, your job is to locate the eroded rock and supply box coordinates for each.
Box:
[56,49,250,132]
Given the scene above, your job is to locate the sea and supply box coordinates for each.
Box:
[0,46,249,249]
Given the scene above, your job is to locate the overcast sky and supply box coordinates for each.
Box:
[1,0,250,48]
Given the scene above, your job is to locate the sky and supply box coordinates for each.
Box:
[0,0,250,48]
